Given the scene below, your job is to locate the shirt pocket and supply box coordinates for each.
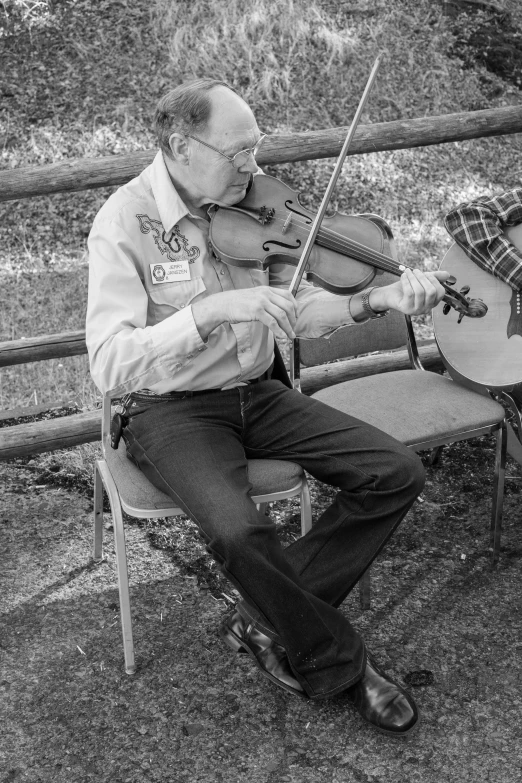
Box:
[147,277,207,322]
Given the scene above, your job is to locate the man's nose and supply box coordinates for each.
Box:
[239,153,258,174]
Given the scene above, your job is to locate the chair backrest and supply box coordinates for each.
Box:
[298,271,412,369]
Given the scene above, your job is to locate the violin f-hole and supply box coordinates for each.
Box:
[263,238,302,252]
[285,200,313,224]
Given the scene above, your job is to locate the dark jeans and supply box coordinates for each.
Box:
[122,380,424,699]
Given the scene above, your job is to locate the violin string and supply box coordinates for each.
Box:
[264,212,406,277]
[316,229,403,274]
[264,213,398,270]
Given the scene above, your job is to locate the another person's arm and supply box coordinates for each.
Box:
[444,188,522,292]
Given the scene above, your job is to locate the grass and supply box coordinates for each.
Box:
[0,0,522,411]
[154,0,356,117]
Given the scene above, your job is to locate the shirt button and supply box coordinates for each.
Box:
[180,304,185,308]
[220,269,226,275]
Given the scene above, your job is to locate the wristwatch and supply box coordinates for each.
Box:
[360,287,389,319]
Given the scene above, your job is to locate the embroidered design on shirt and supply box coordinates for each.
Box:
[137,215,200,264]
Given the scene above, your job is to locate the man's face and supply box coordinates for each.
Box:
[183,87,262,208]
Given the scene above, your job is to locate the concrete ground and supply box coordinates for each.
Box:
[1,447,522,783]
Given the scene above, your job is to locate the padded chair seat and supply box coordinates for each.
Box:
[105,439,304,512]
[312,370,505,447]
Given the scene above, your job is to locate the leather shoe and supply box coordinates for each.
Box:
[220,610,305,697]
[344,655,419,736]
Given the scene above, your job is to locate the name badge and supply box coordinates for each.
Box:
[150,261,191,284]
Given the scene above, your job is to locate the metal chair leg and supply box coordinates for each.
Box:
[359,568,371,610]
[490,422,507,567]
[97,460,136,675]
[502,392,522,440]
[300,477,312,536]
[93,463,104,561]
[427,445,444,466]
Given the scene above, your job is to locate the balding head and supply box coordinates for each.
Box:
[156,79,261,212]
[154,79,241,158]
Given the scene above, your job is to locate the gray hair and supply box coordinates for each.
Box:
[154,78,238,158]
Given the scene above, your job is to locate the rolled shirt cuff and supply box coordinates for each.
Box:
[150,303,208,373]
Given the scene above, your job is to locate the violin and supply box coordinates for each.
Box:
[209,174,488,321]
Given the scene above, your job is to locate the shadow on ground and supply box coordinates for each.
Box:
[1,438,522,783]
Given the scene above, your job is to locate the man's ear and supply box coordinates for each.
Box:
[168,133,190,165]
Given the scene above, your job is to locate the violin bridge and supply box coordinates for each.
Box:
[282,213,292,234]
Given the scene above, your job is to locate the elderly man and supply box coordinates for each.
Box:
[87,78,449,736]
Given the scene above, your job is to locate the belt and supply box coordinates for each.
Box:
[135,362,274,401]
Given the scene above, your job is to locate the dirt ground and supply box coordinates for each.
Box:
[1,437,522,783]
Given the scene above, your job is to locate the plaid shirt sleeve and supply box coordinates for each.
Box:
[444,188,522,291]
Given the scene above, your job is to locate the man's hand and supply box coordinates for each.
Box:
[192,286,298,341]
[368,269,451,316]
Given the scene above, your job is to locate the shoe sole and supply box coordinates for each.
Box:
[357,709,421,738]
[219,621,307,699]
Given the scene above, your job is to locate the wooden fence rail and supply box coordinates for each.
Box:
[1,105,522,202]
[0,331,86,367]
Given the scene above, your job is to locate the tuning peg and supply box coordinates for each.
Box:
[457,312,464,324]
[446,275,456,286]
[459,285,470,296]
[443,304,451,315]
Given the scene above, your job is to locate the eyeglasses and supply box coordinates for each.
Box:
[185,133,266,169]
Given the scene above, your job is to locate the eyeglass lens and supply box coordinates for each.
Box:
[231,136,265,168]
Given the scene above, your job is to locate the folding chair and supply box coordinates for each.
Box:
[93,395,312,674]
[291,270,507,609]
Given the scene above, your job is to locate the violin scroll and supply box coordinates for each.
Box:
[440,278,488,324]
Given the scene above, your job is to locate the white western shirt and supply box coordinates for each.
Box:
[86,151,360,396]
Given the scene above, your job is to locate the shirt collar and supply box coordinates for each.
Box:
[148,150,190,234]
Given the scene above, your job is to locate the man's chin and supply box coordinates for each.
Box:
[215,187,249,207]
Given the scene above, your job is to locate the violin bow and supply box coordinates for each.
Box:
[289,53,384,297]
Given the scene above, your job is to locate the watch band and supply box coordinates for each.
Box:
[361,287,388,319]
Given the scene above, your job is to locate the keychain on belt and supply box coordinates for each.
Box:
[110,404,128,450]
